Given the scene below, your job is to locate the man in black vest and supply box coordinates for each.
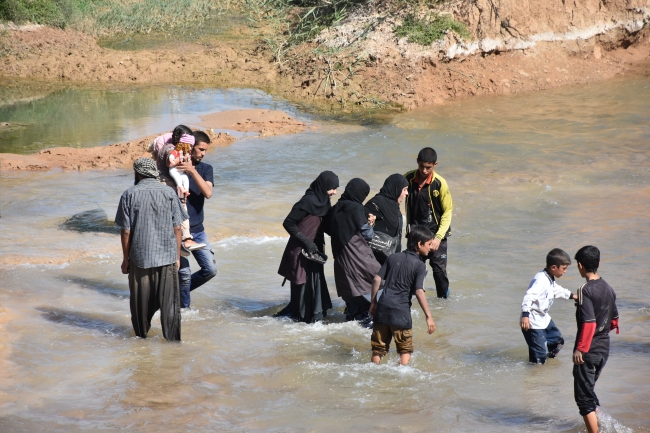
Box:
[404,147,453,298]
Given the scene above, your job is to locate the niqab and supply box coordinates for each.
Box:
[328,178,371,256]
[295,171,339,217]
[365,173,408,234]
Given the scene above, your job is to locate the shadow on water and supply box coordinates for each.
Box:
[468,403,579,431]
[611,340,650,355]
[227,299,350,324]
[59,276,129,300]
[59,208,120,235]
[36,307,132,337]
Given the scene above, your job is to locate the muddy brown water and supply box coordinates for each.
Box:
[1,78,649,432]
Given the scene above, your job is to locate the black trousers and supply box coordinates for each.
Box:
[573,351,608,416]
[129,262,181,341]
[428,239,449,298]
[342,295,371,321]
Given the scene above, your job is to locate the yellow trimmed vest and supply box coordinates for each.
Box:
[404,170,453,240]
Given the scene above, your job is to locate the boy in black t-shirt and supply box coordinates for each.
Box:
[573,245,619,433]
[368,225,437,366]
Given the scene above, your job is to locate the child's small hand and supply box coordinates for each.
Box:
[426,316,436,334]
[521,316,530,331]
[367,213,376,227]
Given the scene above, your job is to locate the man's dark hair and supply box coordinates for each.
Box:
[575,245,600,273]
[172,124,193,145]
[407,225,434,251]
[193,130,211,145]
[546,248,571,268]
[417,147,437,164]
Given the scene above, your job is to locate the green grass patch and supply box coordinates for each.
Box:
[1,0,239,36]
[394,13,470,45]
[246,0,367,62]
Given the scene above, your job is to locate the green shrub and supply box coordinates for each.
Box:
[1,0,68,28]
[0,0,230,35]
[394,13,470,45]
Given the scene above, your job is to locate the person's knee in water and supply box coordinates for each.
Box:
[276,171,339,323]
[115,157,185,341]
[369,225,437,366]
[520,248,577,364]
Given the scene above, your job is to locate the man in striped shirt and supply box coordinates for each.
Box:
[115,157,188,341]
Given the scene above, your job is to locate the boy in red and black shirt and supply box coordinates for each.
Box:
[573,245,619,433]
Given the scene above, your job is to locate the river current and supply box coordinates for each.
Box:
[1,78,649,432]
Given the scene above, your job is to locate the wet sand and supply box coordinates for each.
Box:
[0,109,306,171]
[200,109,307,137]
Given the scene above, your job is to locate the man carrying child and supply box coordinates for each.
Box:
[520,248,577,364]
[176,130,217,309]
[572,245,619,433]
[368,225,437,366]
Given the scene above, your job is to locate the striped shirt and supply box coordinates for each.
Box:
[115,178,188,269]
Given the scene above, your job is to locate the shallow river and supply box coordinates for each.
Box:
[1,78,649,432]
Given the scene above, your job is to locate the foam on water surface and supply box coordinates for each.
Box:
[2,79,650,432]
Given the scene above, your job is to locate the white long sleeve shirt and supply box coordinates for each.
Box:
[521,270,573,329]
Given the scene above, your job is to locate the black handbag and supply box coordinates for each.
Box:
[368,230,398,262]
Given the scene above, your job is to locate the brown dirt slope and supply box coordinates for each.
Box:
[0,1,649,110]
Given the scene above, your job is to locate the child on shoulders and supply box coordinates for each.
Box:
[369,225,436,366]
[520,248,577,364]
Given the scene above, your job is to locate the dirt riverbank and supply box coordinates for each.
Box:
[0,109,305,171]
[1,1,649,110]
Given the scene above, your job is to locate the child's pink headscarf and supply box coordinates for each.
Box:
[179,134,195,146]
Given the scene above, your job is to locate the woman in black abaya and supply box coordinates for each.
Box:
[364,173,409,264]
[276,171,339,323]
[326,178,379,324]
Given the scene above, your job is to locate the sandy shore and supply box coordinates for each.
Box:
[0,109,306,172]
[200,109,307,137]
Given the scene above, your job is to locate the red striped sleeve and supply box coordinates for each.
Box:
[576,322,597,353]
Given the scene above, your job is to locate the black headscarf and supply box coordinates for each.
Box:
[296,171,339,217]
[365,173,408,235]
[328,178,371,256]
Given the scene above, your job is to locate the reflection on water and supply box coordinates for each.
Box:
[0,86,302,154]
[1,78,650,432]
[97,14,249,51]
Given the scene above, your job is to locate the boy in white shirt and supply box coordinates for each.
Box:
[520,248,578,364]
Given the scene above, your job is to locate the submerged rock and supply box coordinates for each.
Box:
[59,208,120,234]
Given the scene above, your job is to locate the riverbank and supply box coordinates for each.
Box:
[2,5,650,111]
[0,108,306,171]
